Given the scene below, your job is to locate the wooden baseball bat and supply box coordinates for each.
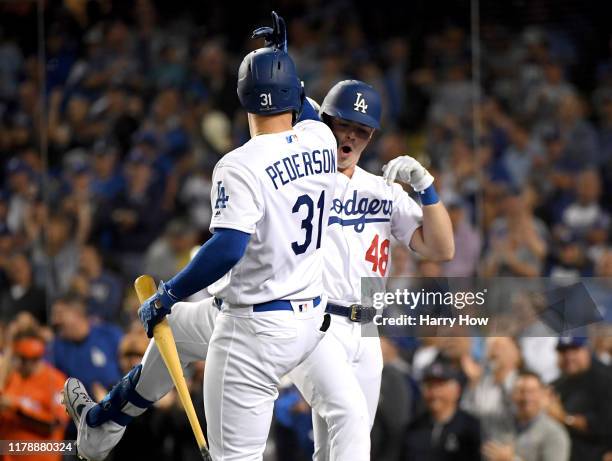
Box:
[134,275,212,461]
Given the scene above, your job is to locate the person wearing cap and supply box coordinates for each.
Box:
[482,370,570,461]
[549,336,612,461]
[402,361,481,461]
[0,328,68,461]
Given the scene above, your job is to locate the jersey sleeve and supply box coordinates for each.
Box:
[391,183,423,246]
[209,162,263,234]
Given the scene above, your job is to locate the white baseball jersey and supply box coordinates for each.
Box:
[324,165,423,305]
[207,119,337,306]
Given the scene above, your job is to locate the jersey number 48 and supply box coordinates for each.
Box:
[366,234,390,276]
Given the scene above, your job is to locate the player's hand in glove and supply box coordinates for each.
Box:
[382,155,434,192]
[138,280,179,338]
[252,11,287,52]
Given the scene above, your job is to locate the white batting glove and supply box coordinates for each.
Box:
[382,155,434,192]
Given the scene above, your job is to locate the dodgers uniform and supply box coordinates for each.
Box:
[203,119,338,460]
[287,168,423,461]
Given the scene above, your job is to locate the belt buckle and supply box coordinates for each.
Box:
[349,304,362,322]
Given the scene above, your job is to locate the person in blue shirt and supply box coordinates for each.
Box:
[48,292,122,394]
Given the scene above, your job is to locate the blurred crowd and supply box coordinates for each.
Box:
[0,0,611,460]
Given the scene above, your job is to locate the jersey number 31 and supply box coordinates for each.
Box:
[291,191,325,255]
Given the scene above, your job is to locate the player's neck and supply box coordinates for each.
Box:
[339,165,356,178]
[248,112,293,137]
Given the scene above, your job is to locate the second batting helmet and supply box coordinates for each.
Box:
[320,80,381,129]
[237,47,302,115]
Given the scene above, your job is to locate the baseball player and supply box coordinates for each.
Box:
[286,80,455,461]
[63,41,338,461]
[252,19,454,459]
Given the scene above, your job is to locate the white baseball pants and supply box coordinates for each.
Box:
[288,314,383,461]
[203,298,327,461]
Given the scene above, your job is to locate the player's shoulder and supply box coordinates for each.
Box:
[294,119,336,144]
[213,144,260,176]
[353,166,395,193]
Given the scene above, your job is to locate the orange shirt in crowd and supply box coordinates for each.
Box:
[0,362,68,461]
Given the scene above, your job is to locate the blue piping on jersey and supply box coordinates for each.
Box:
[328,215,391,233]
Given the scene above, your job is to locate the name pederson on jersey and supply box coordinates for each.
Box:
[208,119,337,306]
[324,165,423,306]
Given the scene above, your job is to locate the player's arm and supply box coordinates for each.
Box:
[252,12,320,124]
[384,156,454,261]
[138,163,259,338]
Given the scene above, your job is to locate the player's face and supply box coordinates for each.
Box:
[330,117,374,174]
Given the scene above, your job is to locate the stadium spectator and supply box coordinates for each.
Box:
[482,370,570,461]
[550,336,612,461]
[47,292,122,394]
[144,218,199,282]
[0,325,68,461]
[499,120,544,188]
[462,337,521,441]
[5,157,38,234]
[482,187,547,277]
[556,168,610,262]
[79,244,124,323]
[442,198,481,276]
[0,252,47,325]
[402,361,481,461]
[556,93,600,168]
[30,212,82,299]
[372,337,417,461]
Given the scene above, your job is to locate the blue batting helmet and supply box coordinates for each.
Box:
[320,80,381,129]
[237,47,302,115]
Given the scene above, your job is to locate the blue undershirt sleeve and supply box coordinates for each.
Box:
[296,97,321,123]
[164,227,250,300]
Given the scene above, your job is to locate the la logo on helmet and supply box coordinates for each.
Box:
[354,93,368,113]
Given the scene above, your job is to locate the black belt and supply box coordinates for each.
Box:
[325,303,377,323]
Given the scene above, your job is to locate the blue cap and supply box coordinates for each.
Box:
[423,361,461,382]
[556,336,588,350]
[321,80,381,129]
[236,47,302,115]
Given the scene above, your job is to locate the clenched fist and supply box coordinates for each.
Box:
[382,155,434,192]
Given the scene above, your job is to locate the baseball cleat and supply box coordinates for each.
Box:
[62,378,96,461]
